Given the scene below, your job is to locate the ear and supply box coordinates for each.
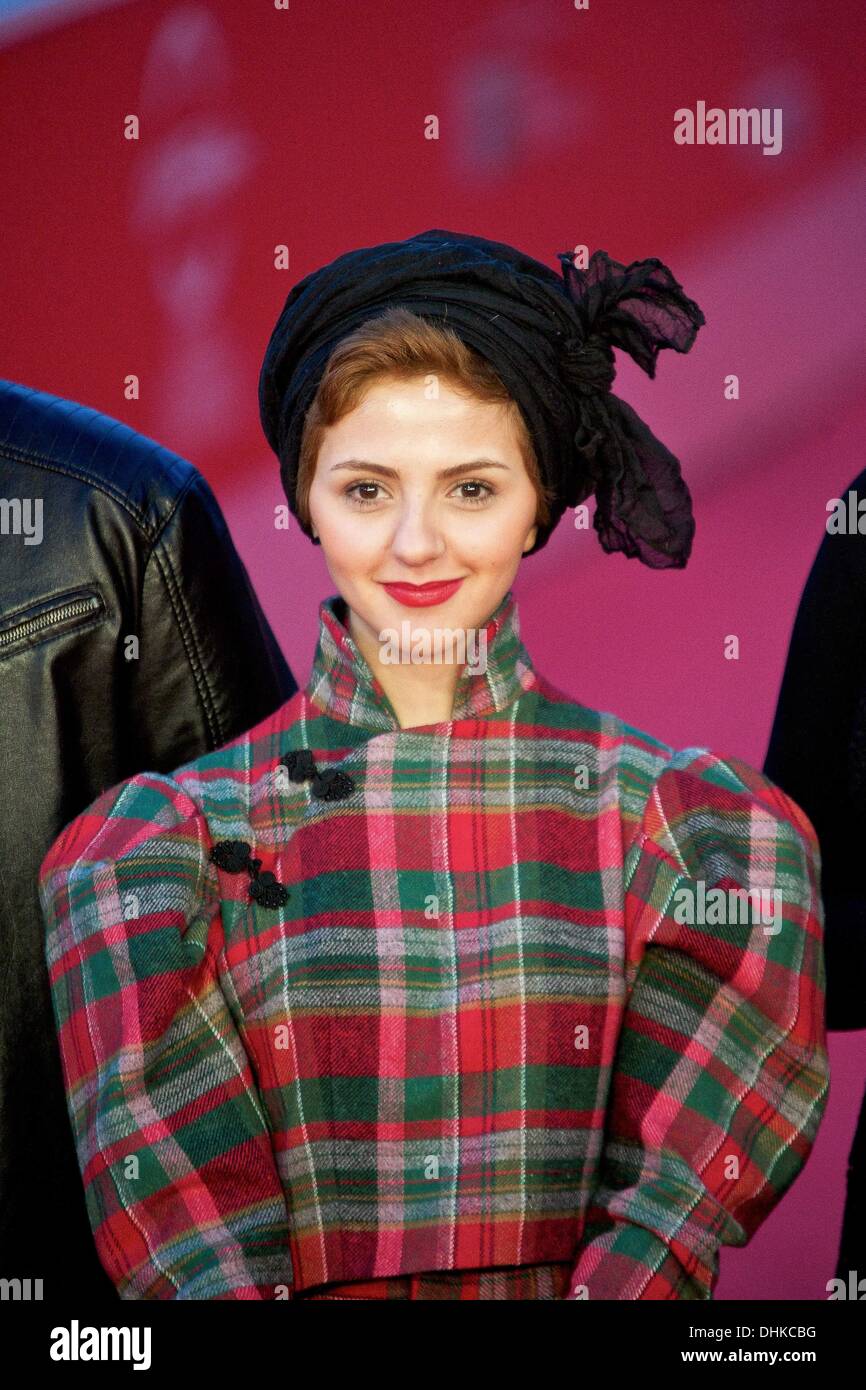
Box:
[522,523,538,553]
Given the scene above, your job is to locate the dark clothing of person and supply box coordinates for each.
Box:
[0,378,296,1300]
[764,474,866,1278]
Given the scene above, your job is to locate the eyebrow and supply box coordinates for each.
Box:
[328,458,512,480]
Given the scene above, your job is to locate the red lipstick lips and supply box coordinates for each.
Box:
[381,578,464,607]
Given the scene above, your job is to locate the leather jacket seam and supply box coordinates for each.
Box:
[2,445,160,536]
[145,532,223,747]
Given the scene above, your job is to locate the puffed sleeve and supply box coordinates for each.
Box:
[566,748,830,1300]
[38,771,293,1300]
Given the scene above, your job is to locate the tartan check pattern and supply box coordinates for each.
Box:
[38,590,830,1299]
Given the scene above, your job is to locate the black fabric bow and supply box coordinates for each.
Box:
[556,250,704,568]
[209,839,289,909]
[278,747,355,801]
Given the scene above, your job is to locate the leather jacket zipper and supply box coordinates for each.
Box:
[0,591,103,648]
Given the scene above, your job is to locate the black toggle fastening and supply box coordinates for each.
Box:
[279,747,355,802]
[209,838,289,909]
[208,749,354,912]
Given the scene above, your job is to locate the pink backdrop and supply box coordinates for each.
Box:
[3,0,866,1299]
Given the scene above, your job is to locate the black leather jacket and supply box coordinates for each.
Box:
[0,378,297,1300]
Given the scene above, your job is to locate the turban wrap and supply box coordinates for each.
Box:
[258,228,706,566]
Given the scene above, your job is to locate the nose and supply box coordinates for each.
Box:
[389,495,446,566]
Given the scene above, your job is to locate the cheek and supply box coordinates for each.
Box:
[454,535,516,574]
[463,496,533,558]
[319,502,385,570]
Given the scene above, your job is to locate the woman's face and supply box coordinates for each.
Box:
[306,375,539,653]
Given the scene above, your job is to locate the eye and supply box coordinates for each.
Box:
[452,479,495,505]
[344,481,386,508]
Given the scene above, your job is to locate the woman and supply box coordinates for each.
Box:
[39,229,829,1300]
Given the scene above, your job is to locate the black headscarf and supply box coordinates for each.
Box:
[258,228,705,566]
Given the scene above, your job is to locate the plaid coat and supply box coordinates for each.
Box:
[38,590,830,1300]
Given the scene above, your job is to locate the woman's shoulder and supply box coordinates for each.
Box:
[526,674,818,847]
[528,671,670,747]
[37,766,217,976]
[37,768,211,912]
[526,671,676,788]
[38,689,308,892]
